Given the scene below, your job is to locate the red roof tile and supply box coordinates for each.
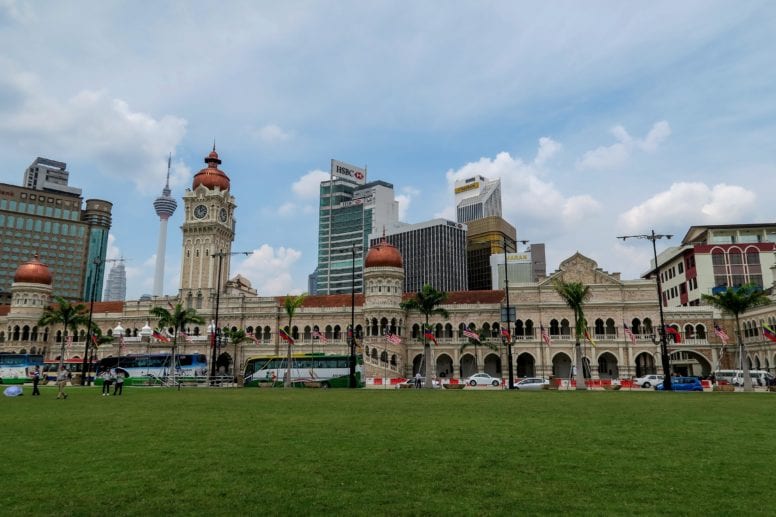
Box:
[0,305,10,316]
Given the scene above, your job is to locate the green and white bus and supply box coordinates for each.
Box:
[243,353,364,388]
[0,353,44,384]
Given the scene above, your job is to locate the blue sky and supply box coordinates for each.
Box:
[0,1,774,299]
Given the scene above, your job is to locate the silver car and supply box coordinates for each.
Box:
[465,373,502,387]
[514,377,550,390]
[634,374,664,388]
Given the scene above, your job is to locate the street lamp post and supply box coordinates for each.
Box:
[81,246,105,385]
[209,250,253,383]
[349,244,358,388]
[500,238,526,390]
[618,230,673,391]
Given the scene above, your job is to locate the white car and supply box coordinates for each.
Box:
[465,373,502,387]
[514,377,550,390]
[634,374,664,389]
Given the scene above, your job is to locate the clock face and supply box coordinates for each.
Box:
[219,208,228,223]
[193,204,208,219]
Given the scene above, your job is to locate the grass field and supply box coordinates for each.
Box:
[2,386,775,516]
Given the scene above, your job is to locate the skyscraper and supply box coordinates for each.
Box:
[316,160,400,294]
[372,219,468,293]
[153,155,177,297]
[454,175,502,223]
[103,260,127,301]
[0,158,111,301]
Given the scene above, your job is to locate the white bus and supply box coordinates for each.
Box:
[714,370,774,387]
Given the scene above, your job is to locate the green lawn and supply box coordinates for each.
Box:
[2,386,774,516]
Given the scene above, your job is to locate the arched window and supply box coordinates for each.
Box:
[371,318,379,336]
[445,323,453,339]
[458,323,466,338]
[549,319,559,336]
[380,318,389,335]
[684,324,695,339]
[291,326,299,340]
[13,326,20,341]
[435,323,442,338]
[31,326,39,341]
[196,293,203,309]
[355,325,363,338]
[643,318,653,335]
[325,325,333,340]
[491,322,500,338]
[594,319,604,335]
[263,326,271,340]
[333,325,341,340]
[525,320,534,338]
[22,325,30,341]
[246,326,254,335]
[514,320,524,337]
[412,324,420,338]
[560,319,570,337]
[605,319,616,336]
[303,326,311,340]
[390,318,398,335]
[380,351,388,363]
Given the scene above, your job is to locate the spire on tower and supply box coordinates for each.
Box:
[153,153,178,220]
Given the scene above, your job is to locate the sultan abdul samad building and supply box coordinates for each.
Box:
[3,148,776,381]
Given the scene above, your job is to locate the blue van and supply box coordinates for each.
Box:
[655,376,703,391]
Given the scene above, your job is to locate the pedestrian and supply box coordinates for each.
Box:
[414,371,422,389]
[113,369,125,396]
[101,369,113,396]
[56,365,69,400]
[31,365,41,396]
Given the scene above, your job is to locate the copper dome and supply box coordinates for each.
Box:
[192,148,230,191]
[14,253,53,285]
[365,240,403,268]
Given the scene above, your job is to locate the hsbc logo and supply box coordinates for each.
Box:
[355,171,364,180]
[332,160,367,184]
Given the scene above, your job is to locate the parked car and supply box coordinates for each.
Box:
[465,373,501,387]
[633,374,664,389]
[655,376,703,391]
[514,377,550,390]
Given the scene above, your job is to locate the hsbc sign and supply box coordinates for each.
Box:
[331,159,367,185]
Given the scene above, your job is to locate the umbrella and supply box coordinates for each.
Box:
[3,385,23,397]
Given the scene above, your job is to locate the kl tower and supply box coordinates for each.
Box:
[152,154,178,297]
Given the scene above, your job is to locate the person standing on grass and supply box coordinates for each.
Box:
[56,365,69,399]
[31,365,41,396]
[101,369,113,396]
[415,372,422,389]
[114,370,125,396]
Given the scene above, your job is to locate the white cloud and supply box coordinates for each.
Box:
[232,244,303,295]
[0,65,188,195]
[618,182,757,233]
[277,202,296,217]
[533,137,562,166]
[577,121,671,171]
[395,186,419,222]
[254,123,292,143]
[445,141,602,227]
[291,169,329,199]
[0,0,34,23]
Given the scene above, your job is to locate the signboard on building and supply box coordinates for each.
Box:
[331,159,366,185]
[506,253,531,263]
[454,181,480,194]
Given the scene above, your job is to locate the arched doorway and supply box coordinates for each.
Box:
[669,350,712,377]
[597,352,619,379]
[552,352,572,378]
[216,352,232,375]
[436,353,453,378]
[634,352,656,377]
[516,353,535,377]
[483,353,501,378]
[412,354,424,376]
[460,354,476,378]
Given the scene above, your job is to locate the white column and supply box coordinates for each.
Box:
[153,217,169,297]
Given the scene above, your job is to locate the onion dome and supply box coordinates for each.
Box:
[192,146,230,191]
[365,239,403,268]
[14,253,53,285]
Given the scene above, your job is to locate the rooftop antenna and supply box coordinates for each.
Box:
[165,153,172,189]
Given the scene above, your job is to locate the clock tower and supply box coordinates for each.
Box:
[179,146,236,309]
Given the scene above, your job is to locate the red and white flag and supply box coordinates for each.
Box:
[463,328,480,342]
[152,330,171,343]
[623,322,636,346]
[664,325,681,344]
[179,331,193,343]
[540,324,552,346]
[713,322,729,345]
[248,332,261,344]
[386,333,401,345]
[312,329,328,343]
[500,327,511,342]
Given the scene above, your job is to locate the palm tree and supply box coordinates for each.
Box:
[38,296,90,372]
[553,280,592,391]
[702,283,770,392]
[282,293,307,387]
[459,325,497,376]
[223,328,247,381]
[400,284,449,389]
[150,303,204,386]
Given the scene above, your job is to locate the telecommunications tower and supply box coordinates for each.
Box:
[152,154,177,296]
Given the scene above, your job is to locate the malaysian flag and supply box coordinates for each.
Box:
[762,324,776,343]
[463,328,480,342]
[583,329,596,347]
[91,334,99,347]
[312,329,328,343]
[279,328,295,345]
[500,327,511,342]
[713,322,729,345]
[386,332,402,345]
[152,330,171,342]
[423,328,437,346]
[664,325,682,344]
[623,322,636,346]
[540,324,552,346]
